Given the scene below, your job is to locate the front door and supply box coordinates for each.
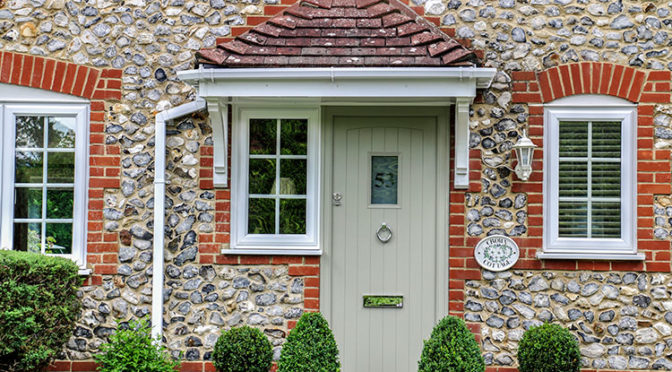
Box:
[328,112,441,372]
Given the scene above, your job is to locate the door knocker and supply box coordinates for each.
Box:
[376,223,392,243]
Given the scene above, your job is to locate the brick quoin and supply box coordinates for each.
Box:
[452,62,672,344]
[0,51,123,284]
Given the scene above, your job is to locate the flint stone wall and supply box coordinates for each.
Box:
[468,270,672,370]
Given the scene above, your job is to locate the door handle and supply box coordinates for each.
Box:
[376,223,392,243]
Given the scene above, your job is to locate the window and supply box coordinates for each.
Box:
[231,107,319,252]
[0,92,89,267]
[541,95,641,259]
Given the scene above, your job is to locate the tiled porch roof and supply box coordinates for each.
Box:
[196,0,478,68]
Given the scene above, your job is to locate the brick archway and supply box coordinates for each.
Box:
[0,51,122,100]
[512,62,670,104]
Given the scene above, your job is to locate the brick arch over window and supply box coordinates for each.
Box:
[0,51,122,100]
[512,62,671,105]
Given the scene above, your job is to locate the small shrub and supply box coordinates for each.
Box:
[213,326,272,372]
[418,315,485,372]
[0,251,83,372]
[95,317,180,372]
[517,323,580,372]
[278,312,340,372]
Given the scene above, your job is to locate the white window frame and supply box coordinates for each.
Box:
[0,101,89,268]
[231,106,320,254]
[540,95,641,260]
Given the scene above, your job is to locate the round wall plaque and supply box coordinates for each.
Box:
[474,235,520,272]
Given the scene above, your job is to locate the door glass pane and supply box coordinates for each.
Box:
[15,152,43,183]
[280,119,308,155]
[47,188,74,219]
[14,188,42,219]
[371,155,398,205]
[249,119,276,155]
[279,159,307,195]
[48,117,76,148]
[248,198,275,234]
[46,223,72,254]
[280,199,306,234]
[47,152,75,183]
[249,159,276,195]
[13,223,42,253]
[16,116,44,148]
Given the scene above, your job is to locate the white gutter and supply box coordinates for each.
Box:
[152,97,207,340]
[178,67,497,98]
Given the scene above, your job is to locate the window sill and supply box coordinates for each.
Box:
[536,252,645,261]
[222,248,323,256]
[78,268,92,276]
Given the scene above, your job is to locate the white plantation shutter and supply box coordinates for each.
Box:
[557,121,621,238]
[541,96,640,259]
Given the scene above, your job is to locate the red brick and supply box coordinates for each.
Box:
[511,71,536,81]
[180,362,205,372]
[20,55,34,87]
[11,53,23,85]
[31,57,44,88]
[0,52,12,83]
[608,64,624,97]
[52,61,67,92]
[288,265,320,276]
[558,64,572,96]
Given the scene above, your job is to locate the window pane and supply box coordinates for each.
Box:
[250,119,276,155]
[16,116,44,148]
[48,117,76,149]
[559,121,588,158]
[15,152,43,183]
[13,223,41,253]
[558,201,587,238]
[558,162,587,198]
[249,159,276,195]
[592,121,621,158]
[371,156,398,205]
[47,188,74,219]
[248,198,275,234]
[280,119,308,155]
[279,159,307,195]
[14,188,42,219]
[592,202,621,238]
[280,199,306,234]
[46,223,72,254]
[592,162,621,198]
[47,152,75,183]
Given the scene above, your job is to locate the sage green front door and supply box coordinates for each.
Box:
[329,114,439,372]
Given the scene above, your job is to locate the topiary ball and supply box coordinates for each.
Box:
[212,326,273,372]
[277,312,340,372]
[518,323,581,372]
[418,315,485,372]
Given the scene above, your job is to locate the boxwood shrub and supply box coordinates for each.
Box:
[518,323,580,372]
[0,251,83,372]
[95,317,180,372]
[418,315,485,372]
[277,312,340,372]
[213,326,272,372]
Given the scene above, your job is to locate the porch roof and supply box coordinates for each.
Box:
[196,0,478,68]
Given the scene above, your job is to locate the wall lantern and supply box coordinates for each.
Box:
[512,129,536,181]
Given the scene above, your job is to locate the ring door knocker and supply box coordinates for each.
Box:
[376,222,392,243]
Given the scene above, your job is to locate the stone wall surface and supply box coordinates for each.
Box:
[468,270,672,370]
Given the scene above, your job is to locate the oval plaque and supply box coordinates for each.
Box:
[474,235,520,272]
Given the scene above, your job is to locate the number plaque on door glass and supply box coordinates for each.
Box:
[363,295,403,308]
[371,155,398,205]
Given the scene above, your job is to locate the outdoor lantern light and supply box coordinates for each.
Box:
[512,129,536,181]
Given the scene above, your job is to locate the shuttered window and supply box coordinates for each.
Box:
[541,96,639,259]
[558,121,621,238]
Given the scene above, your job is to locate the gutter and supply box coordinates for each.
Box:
[152,98,207,340]
[178,66,497,90]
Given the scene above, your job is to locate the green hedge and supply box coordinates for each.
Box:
[95,318,180,372]
[213,326,273,372]
[518,323,580,372]
[0,251,83,371]
[418,315,485,372]
[277,312,340,372]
